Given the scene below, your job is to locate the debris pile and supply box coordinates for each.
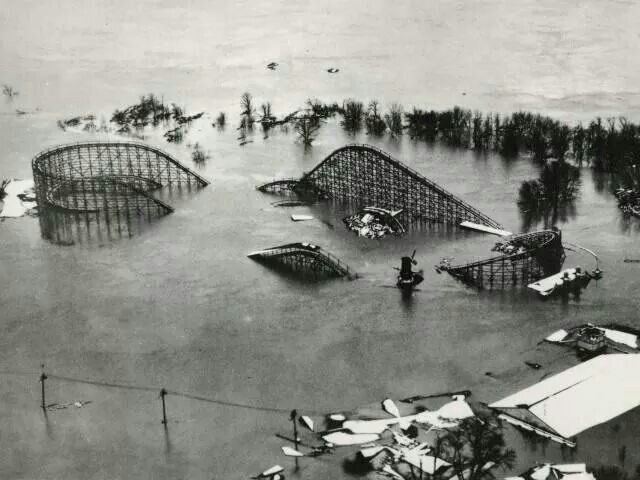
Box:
[545,323,639,353]
[528,267,601,298]
[491,237,527,255]
[269,394,481,480]
[506,463,596,480]
[343,207,404,239]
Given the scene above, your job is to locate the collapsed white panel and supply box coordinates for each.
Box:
[490,354,640,438]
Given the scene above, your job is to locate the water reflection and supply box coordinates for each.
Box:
[37,204,168,246]
[518,160,580,231]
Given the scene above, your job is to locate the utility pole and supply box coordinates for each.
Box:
[160,388,168,426]
[39,364,47,411]
[289,409,298,450]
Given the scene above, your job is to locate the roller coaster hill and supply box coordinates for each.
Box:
[32,142,208,244]
[257,144,502,229]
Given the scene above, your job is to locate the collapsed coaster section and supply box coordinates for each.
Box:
[439,230,565,289]
[248,242,355,279]
[258,144,501,229]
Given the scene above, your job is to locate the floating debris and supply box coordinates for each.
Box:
[459,220,512,237]
[290,214,313,222]
[524,361,541,370]
[281,446,304,457]
[528,266,601,297]
[327,68,340,73]
[322,431,380,446]
[272,200,309,207]
[251,464,284,479]
[382,398,401,418]
[545,323,639,353]
[0,179,37,218]
[267,62,278,70]
[507,463,596,480]
[399,389,471,404]
[46,400,92,411]
[624,258,640,263]
[343,206,404,239]
[299,415,314,431]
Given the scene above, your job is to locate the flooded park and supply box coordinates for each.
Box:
[1,1,640,479]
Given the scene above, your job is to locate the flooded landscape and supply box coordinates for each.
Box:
[1,1,640,479]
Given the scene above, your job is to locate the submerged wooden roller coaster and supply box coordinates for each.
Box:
[438,230,566,289]
[258,144,501,229]
[248,242,355,279]
[32,142,208,244]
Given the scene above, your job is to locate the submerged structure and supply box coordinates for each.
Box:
[258,144,501,229]
[545,324,639,354]
[438,230,565,289]
[248,242,355,279]
[395,251,424,292]
[343,206,405,239]
[490,353,640,447]
[32,142,208,244]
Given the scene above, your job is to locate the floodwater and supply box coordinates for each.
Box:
[1,1,640,479]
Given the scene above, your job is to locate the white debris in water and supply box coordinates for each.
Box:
[281,446,304,457]
[0,179,37,218]
[291,214,313,222]
[382,464,405,479]
[360,445,387,458]
[343,397,474,434]
[329,413,346,422]
[300,415,314,431]
[510,464,594,480]
[260,465,284,477]
[322,431,380,446]
[382,398,401,418]
[546,329,569,343]
[602,328,638,349]
[491,353,640,440]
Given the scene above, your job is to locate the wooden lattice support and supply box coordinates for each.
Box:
[257,144,501,228]
[442,230,565,289]
[32,141,209,244]
[32,141,208,211]
[248,242,354,279]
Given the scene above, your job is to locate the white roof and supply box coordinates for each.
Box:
[490,354,640,438]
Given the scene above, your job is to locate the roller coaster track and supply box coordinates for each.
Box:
[440,230,565,289]
[32,141,208,215]
[257,144,501,228]
[248,242,354,279]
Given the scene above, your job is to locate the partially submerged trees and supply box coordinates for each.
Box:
[294,115,322,147]
[2,84,18,98]
[439,414,516,480]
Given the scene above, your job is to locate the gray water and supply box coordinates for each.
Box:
[1,1,640,479]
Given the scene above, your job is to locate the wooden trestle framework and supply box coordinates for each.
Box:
[32,142,208,244]
[258,144,501,228]
[248,243,354,279]
[441,230,565,289]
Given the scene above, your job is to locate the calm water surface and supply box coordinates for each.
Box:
[1,1,640,479]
